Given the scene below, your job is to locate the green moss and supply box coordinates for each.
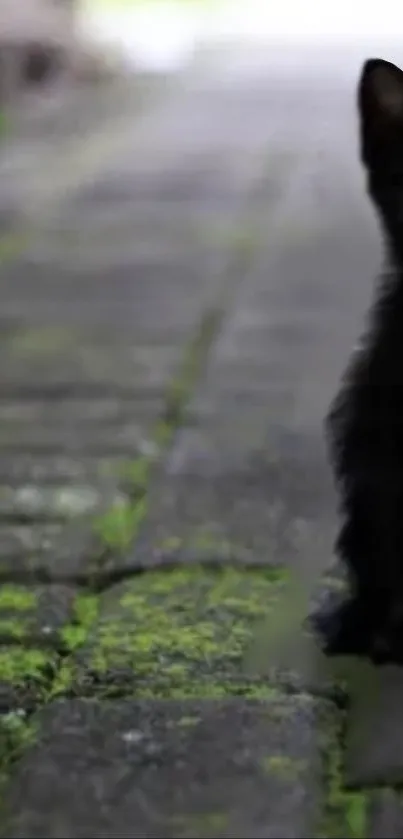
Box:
[319,716,368,838]
[162,308,220,428]
[48,660,76,699]
[0,587,41,642]
[0,711,38,788]
[155,531,251,561]
[260,754,307,781]
[155,532,276,562]
[120,457,151,488]
[157,535,184,552]
[134,682,281,700]
[60,594,99,651]
[93,496,147,553]
[0,619,27,640]
[170,811,229,838]
[0,647,56,695]
[176,715,201,728]
[61,566,289,698]
[91,308,220,571]
[0,586,37,612]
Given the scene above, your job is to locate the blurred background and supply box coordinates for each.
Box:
[1,0,403,95]
[0,2,402,595]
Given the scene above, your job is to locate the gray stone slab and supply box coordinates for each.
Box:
[0,483,122,523]
[0,519,99,579]
[0,455,127,486]
[1,696,326,838]
[0,422,159,456]
[1,331,182,393]
[367,789,403,838]
[345,664,403,788]
[122,430,334,573]
[0,523,64,566]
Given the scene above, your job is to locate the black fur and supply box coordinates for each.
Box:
[314,58,403,663]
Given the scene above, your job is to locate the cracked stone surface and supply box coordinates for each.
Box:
[2,698,325,839]
[0,41,398,838]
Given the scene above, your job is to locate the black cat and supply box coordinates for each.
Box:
[314,58,403,663]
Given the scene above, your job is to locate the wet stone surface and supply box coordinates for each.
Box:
[1,697,326,839]
[0,43,395,838]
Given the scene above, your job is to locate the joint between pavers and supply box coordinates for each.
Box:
[317,706,369,839]
[0,305,230,717]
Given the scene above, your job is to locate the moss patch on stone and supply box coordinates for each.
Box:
[0,710,38,792]
[55,565,289,699]
[91,308,221,569]
[0,647,58,706]
[60,594,99,652]
[161,308,220,429]
[318,715,368,838]
[0,586,39,643]
[0,589,98,705]
[93,495,148,554]
[155,529,249,562]
[260,754,307,781]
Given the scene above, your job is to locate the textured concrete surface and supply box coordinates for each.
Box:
[0,42,400,837]
[2,697,325,839]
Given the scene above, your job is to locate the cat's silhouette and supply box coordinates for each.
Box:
[315,58,403,662]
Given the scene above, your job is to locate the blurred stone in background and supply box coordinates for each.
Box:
[0,0,128,109]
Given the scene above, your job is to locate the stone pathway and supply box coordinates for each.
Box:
[0,45,400,837]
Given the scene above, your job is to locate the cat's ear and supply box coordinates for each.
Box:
[358,58,403,164]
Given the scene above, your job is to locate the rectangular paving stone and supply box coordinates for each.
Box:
[0,480,138,579]
[345,664,403,788]
[0,522,64,562]
[0,483,123,522]
[0,260,202,304]
[367,789,403,838]
[0,455,129,486]
[123,426,334,571]
[1,696,327,838]
[0,422,159,455]
[65,565,289,699]
[0,258,214,331]
[0,522,91,579]
[1,332,182,393]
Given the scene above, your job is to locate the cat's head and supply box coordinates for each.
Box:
[359,58,403,251]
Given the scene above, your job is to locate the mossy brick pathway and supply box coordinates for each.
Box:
[0,44,400,837]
